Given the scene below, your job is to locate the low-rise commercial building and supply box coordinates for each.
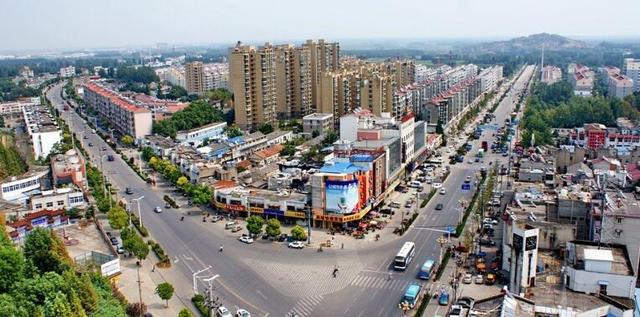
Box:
[6,209,68,243]
[51,149,86,189]
[30,187,85,211]
[175,121,227,146]
[213,186,307,220]
[0,168,49,203]
[303,113,333,136]
[0,98,40,115]
[22,106,62,159]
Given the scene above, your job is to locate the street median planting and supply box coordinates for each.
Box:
[414,291,432,317]
[191,294,210,317]
[394,212,418,236]
[164,195,180,208]
[121,154,149,181]
[420,189,436,208]
[147,240,171,268]
[434,250,452,281]
[130,213,149,237]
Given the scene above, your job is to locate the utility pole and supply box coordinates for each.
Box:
[136,266,143,307]
[132,196,144,227]
[307,206,312,245]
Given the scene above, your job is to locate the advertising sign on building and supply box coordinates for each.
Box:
[325,179,360,213]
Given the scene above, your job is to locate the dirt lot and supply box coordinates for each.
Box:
[56,220,113,259]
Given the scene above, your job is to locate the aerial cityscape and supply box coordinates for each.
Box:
[2,1,640,317]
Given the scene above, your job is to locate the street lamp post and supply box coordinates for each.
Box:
[132,196,144,227]
[192,266,212,295]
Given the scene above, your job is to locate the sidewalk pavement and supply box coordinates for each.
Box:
[117,253,194,317]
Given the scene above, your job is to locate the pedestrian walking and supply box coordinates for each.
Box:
[388,272,392,281]
[152,264,155,272]
[341,243,344,249]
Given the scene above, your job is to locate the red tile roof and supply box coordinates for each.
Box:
[85,82,149,113]
[254,144,284,160]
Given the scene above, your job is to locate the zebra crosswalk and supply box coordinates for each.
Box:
[286,295,324,317]
[350,273,415,291]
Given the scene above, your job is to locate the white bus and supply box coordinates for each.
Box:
[394,242,416,270]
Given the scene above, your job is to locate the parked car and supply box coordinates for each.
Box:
[231,226,242,233]
[438,291,449,305]
[456,297,475,310]
[216,306,232,317]
[465,176,471,183]
[404,201,413,208]
[389,202,401,209]
[109,237,119,246]
[482,223,493,230]
[153,206,162,213]
[462,273,473,284]
[236,309,251,317]
[435,203,444,210]
[239,235,254,244]
[479,239,495,247]
[117,246,125,254]
[288,241,305,249]
[448,305,463,317]
[483,218,498,225]
[474,275,484,284]
[432,183,443,189]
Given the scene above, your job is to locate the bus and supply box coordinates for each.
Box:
[394,242,416,270]
[418,259,436,279]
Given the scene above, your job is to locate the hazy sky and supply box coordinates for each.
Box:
[2,0,639,51]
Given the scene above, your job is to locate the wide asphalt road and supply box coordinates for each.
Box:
[47,65,534,317]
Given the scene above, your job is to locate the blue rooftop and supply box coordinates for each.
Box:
[320,161,368,174]
[226,136,244,145]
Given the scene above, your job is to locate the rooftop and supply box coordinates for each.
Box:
[85,82,150,114]
[569,240,633,276]
[303,113,333,120]
[319,161,368,174]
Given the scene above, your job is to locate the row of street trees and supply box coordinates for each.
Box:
[141,147,213,205]
[245,216,307,241]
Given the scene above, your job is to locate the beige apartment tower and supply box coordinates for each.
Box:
[229,43,277,131]
[274,44,313,119]
[185,61,205,95]
[303,39,341,112]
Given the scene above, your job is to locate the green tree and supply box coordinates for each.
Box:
[280,144,296,157]
[290,225,307,241]
[178,308,194,317]
[141,146,156,161]
[246,215,265,235]
[155,282,175,307]
[258,123,274,135]
[322,131,339,146]
[23,228,69,274]
[311,130,320,138]
[115,66,159,84]
[176,176,189,188]
[152,100,224,138]
[265,218,281,237]
[190,184,212,205]
[43,292,73,317]
[120,228,149,261]
[107,206,129,230]
[121,135,135,146]
[224,125,243,138]
[0,247,25,292]
[0,293,26,317]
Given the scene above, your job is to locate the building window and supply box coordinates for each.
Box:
[617,217,623,224]
[35,204,42,209]
[46,202,53,208]
[57,200,64,206]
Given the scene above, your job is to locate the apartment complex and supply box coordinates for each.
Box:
[59,66,75,78]
[302,113,334,136]
[229,39,340,130]
[541,66,562,84]
[0,97,40,115]
[185,61,205,95]
[623,58,640,92]
[608,73,634,98]
[83,82,153,139]
[477,65,504,93]
[568,63,595,96]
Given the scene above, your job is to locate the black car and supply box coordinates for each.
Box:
[479,239,495,246]
[107,155,114,161]
[88,142,93,147]
[435,203,444,210]
[125,187,133,195]
[109,237,118,245]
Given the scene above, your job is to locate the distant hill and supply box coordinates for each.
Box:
[468,33,590,52]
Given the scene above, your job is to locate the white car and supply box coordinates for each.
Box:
[449,305,464,317]
[288,241,305,249]
[217,306,232,317]
[236,309,251,317]
[483,218,498,225]
[239,235,254,244]
[439,188,446,195]
[432,183,443,189]
[153,206,162,213]
[462,273,473,284]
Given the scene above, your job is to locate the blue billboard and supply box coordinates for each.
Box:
[325,179,360,214]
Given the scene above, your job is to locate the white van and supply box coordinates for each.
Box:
[408,181,422,188]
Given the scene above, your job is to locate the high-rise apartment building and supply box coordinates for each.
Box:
[229,43,277,130]
[185,61,205,95]
[624,58,640,92]
[318,70,361,124]
[274,44,313,118]
[229,40,339,130]
[303,39,341,111]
